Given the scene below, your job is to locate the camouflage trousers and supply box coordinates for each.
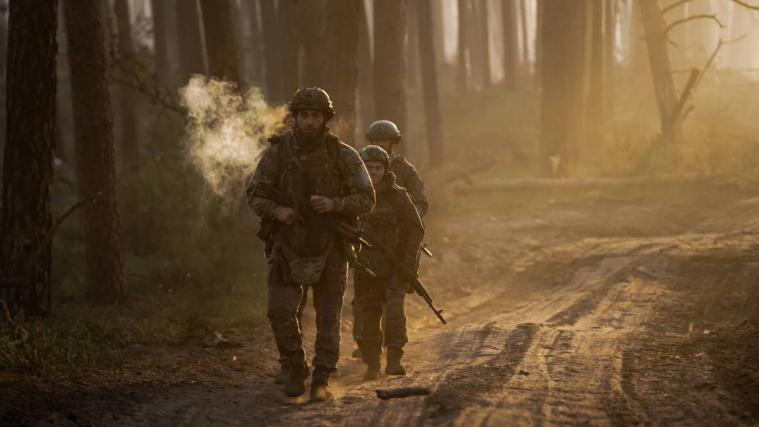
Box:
[354,272,407,358]
[267,245,347,376]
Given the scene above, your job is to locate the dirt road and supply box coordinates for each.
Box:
[5,178,759,426]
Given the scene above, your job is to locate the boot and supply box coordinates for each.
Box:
[284,351,309,397]
[351,347,362,359]
[310,368,334,402]
[363,363,380,381]
[362,350,381,381]
[274,362,289,385]
[385,348,406,376]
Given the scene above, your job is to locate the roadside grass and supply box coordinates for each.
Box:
[0,281,267,377]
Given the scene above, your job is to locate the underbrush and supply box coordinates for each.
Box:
[0,281,267,376]
[4,112,271,377]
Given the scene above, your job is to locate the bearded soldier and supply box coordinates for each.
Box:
[247,88,375,401]
[355,145,424,379]
[352,120,429,357]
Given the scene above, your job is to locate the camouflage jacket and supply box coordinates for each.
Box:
[357,172,424,278]
[391,155,428,218]
[248,130,375,285]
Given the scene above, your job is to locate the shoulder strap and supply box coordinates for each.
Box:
[325,133,344,181]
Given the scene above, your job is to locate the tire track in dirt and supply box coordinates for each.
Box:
[423,323,538,421]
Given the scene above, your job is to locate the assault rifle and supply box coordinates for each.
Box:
[251,182,446,325]
[358,228,447,325]
[408,276,447,325]
[250,182,377,279]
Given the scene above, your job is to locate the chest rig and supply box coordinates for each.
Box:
[359,179,403,272]
[276,132,344,256]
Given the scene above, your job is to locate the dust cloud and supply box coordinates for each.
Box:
[179,75,287,209]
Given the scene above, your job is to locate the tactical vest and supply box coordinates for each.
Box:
[358,175,405,277]
[274,132,345,257]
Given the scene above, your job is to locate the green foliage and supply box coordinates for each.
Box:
[0,283,267,375]
[19,108,270,376]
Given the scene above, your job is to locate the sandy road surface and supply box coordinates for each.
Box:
[5,178,759,426]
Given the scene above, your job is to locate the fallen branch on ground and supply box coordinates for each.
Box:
[376,387,431,400]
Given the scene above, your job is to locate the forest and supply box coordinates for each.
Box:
[2,0,759,425]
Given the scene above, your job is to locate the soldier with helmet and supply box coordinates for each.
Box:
[366,120,428,217]
[355,145,424,380]
[352,119,429,358]
[247,87,375,401]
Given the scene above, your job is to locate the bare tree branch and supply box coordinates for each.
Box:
[663,14,725,36]
[111,75,185,116]
[731,0,759,11]
[1,193,103,289]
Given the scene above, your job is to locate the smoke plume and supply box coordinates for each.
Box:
[179,76,286,208]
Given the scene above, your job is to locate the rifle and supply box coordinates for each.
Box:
[251,182,377,279]
[409,277,446,325]
[358,227,447,325]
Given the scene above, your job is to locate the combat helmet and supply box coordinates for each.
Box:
[360,145,391,169]
[287,87,335,120]
[366,120,401,144]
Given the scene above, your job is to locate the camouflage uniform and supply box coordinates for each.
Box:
[355,146,424,375]
[248,129,374,384]
[352,124,429,350]
[390,156,429,218]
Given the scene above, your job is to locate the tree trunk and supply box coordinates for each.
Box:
[241,0,264,88]
[430,0,446,64]
[638,0,679,140]
[519,0,530,77]
[322,0,360,146]
[540,0,590,177]
[457,0,469,93]
[298,0,326,87]
[114,0,139,172]
[629,0,648,78]
[199,0,241,84]
[587,0,605,140]
[603,0,615,115]
[176,0,206,84]
[150,0,177,88]
[0,0,57,315]
[467,0,484,86]
[63,0,126,304]
[278,0,298,97]
[356,0,373,139]
[374,0,407,156]
[477,0,492,87]
[406,1,419,89]
[0,0,8,177]
[416,0,444,166]
[260,0,283,102]
[501,0,518,88]
[534,0,544,87]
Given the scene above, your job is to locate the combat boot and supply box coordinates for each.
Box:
[274,362,289,385]
[385,348,406,376]
[310,367,334,402]
[284,350,309,397]
[362,350,381,381]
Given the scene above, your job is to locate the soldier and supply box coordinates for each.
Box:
[366,120,428,217]
[355,145,424,379]
[352,120,429,357]
[247,88,375,401]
